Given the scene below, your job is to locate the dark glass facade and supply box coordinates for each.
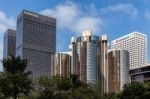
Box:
[3,29,16,58]
[16,10,56,79]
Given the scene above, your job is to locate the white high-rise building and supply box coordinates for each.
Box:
[111,32,148,69]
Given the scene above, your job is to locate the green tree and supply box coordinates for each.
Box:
[0,56,32,99]
[70,86,101,99]
[70,74,82,89]
[38,76,55,99]
[38,75,102,99]
[120,82,145,99]
[143,82,150,98]
[103,92,120,99]
[38,76,71,99]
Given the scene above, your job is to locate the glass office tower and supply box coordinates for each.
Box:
[71,30,108,91]
[3,29,16,58]
[71,30,99,84]
[16,10,56,79]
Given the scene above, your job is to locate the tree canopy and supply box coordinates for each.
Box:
[0,56,150,99]
[0,56,32,99]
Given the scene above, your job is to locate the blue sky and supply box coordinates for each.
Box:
[0,0,150,71]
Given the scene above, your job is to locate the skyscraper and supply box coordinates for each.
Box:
[51,52,71,78]
[108,49,129,93]
[71,30,99,84]
[71,30,109,92]
[111,32,148,69]
[16,10,56,79]
[97,35,108,93]
[3,29,16,58]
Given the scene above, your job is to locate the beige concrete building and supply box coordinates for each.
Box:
[108,49,129,93]
[51,52,71,78]
[111,32,148,69]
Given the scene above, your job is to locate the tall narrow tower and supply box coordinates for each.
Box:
[98,35,108,93]
[71,30,109,88]
[71,30,99,84]
[3,29,16,58]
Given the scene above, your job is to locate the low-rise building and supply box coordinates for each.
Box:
[51,52,71,78]
[130,64,150,83]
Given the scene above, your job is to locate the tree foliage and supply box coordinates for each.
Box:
[103,92,120,99]
[38,75,102,99]
[120,82,145,99]
[0,56,32,99]
[0,56,150,99]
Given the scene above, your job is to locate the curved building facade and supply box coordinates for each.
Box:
[71,30,108,88]
[51,52,71,78]
[108,49,129,93]
[87,42,97,83]
[71,30,99,84]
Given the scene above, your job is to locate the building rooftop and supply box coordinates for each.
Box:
[111,31,147,45]
[17,9,56,23]
[4,29,16,37]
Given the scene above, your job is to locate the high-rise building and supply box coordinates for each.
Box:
[71,30,99,84]
[71,30,109,93]
[3,29,16,58]
[108,49,129,93]
[97,35,108,93]
[111,32,148,69]
[71,37,79,76]
[51,52,71,78]
[16,10,56,79]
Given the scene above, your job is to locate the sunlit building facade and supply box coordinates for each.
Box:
[51,52,71,78]
[71,30,109,93]
[97,35,108,93]
[108,49,129,93]
[71,30,98,84]
[111,32,148,69]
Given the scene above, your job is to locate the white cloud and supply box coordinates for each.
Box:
[145,11,150,20]
[0,23,7,33]
[0,11,16,33]
[40,2,80,28]
[74,17,102,34]
[101,3,138,17]
[40,2,102,34]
